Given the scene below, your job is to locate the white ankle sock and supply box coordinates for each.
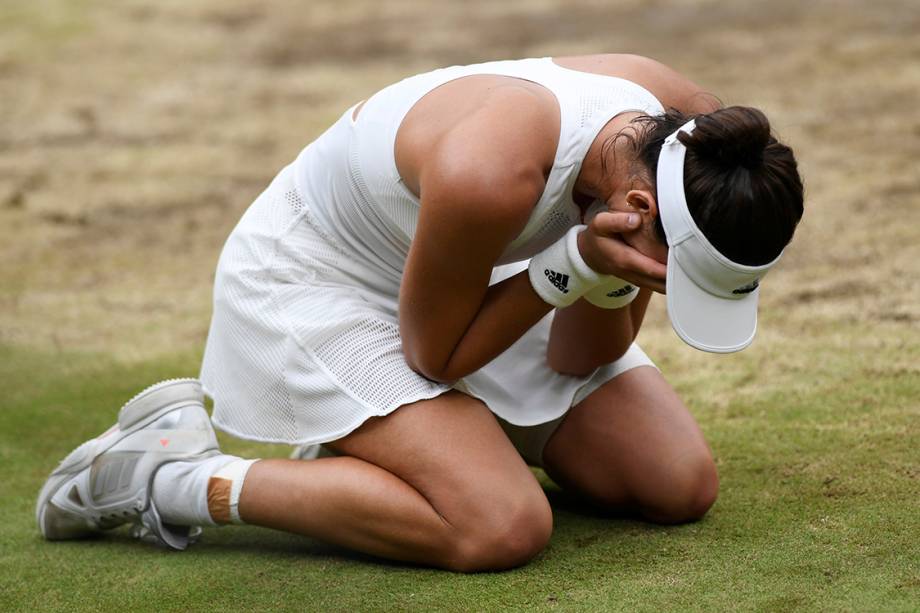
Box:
[152,455,257,527]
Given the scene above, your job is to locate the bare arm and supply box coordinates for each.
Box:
[399,88,669,384]
[398,96,554,383]
[547,212,667,375]
[543,57,717,375]
[402,183,667,382]
[547,289,652,376]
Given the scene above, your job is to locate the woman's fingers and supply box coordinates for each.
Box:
[591,211,641,237]
[632,274,667,294]
[605,240,667,281]
[614,269,666,294]
[576,212,669,292]
[589,235,667,281]
[596,248,667,293]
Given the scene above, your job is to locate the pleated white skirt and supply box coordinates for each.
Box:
[200,165,654,445]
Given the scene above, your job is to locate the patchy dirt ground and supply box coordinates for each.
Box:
[1,0,918,372]
[2,2,919,609]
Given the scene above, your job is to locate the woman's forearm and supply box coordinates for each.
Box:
[401,210,666,384]
[406,270,553,383]
[546,289,653,376]
[407,272,654,383]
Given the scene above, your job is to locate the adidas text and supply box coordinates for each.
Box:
[606,284,636,298]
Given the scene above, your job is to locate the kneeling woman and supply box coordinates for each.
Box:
[37,54,803,572]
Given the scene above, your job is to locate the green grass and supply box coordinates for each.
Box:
[2,0,918,609]
[1,342,917,612]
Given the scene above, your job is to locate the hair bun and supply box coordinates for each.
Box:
[677,106,771,170]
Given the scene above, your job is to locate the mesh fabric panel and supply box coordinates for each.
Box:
[201,167,447,445]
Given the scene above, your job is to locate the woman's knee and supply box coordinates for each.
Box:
[638,451,719,524]
[443,490,553,572]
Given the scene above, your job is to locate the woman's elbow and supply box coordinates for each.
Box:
[547,343,631,377]
[403,349,458,385]
[416,366,458,386]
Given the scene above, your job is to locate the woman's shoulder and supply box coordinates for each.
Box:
[397,76,559,210]
[554,54,721,114]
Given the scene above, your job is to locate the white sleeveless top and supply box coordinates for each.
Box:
[201,58,666,447]
[292,57,664,280]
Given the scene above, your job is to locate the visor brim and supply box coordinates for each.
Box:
[665,250,759,353]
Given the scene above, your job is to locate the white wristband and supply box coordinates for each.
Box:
[584,276,639,309]
[528,225,604,307]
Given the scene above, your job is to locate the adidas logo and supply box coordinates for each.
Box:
[544,268,569,293]
[605,284,635,298]
[732,280,759,295]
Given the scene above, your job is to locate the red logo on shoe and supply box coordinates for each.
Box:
[159,438,169,447]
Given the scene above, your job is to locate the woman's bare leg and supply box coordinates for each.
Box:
[236,391,553,572]
[542,366,719,523]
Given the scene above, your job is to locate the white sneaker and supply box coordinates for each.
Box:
[36,378,219,550]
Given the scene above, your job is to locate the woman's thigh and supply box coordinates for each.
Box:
[328,390,553,545]
[542,366,718,523]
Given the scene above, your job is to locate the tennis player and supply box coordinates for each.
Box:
[37,54,803,571]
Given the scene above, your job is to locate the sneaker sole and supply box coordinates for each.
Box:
[36,378,205,539]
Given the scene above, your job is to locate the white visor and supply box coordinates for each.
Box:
[657,120,782,353]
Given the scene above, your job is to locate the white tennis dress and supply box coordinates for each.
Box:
[200,57,665,445]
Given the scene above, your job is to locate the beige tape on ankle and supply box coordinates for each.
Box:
[207,459,258,525]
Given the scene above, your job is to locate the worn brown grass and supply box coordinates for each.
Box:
[2,1,918,610]
[2,0,918,369]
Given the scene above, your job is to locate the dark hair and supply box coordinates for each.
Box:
[630,106,804,266]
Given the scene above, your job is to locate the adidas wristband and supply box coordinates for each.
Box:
[528,225,604,307]
[582,201,639,309]
[584,277,639,309]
